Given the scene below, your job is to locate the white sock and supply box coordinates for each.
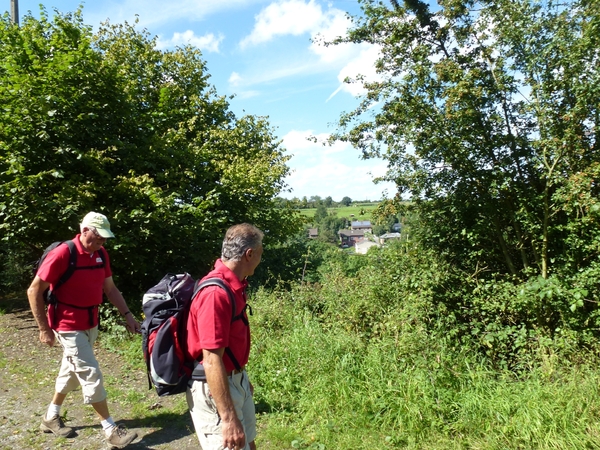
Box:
[46,403,61,420]
[101,417,116,435]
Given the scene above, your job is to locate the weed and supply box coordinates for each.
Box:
[249,272,600,449]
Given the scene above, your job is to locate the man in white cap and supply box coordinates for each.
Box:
[27,211,139,449]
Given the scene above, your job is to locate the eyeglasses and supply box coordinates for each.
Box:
[89,227,106,240]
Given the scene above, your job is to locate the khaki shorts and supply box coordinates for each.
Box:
[54,327,107,404]
[186,371,257,450]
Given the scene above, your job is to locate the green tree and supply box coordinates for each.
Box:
[0,9,300,298]
[308,195,322,208]
[372,224,385,236]
[332,0,600,279]
[318,214,348,244]
[314,203,328,223]
[340,196,352,207]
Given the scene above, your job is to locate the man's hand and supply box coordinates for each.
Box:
[27,275,54,346]
[124,313,141,334]
[221,416,246,450]
[39,328,55,346]
[203,348,247,450]
[104,276,140,334]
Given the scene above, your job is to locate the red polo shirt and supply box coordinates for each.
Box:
[37,235,112,331]
[186,259,251,372]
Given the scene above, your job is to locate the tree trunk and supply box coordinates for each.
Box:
[493,216,517,275]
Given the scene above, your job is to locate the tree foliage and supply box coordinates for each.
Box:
[332,0,600,279]
[318,214,349,244]
[0,8,300,299]
[314,203,328,223]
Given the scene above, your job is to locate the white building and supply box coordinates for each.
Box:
[355,240,380,254]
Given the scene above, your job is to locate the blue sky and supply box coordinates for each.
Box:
[8,0,397,202]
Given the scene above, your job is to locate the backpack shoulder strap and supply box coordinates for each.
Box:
[72,247,106,272]
[97,247,106,264]
[194,278,236,323]
[193,277,242,371]
[54,240,78,291]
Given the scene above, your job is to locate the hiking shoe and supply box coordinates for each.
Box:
[40,414,75,438]
[106,424,138,449]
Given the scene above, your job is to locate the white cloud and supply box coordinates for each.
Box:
[329,44,382,99]
[229,72,243,86]
[281,129,395,201]
[308,10,356,64]
[283,130,346,156]
[228,73,262,98]
[156,31,224,52]
[240,0,326,48]
[233,0,381,102]
[281,129,315,152]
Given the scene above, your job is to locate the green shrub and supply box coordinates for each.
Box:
[0,241,36,295]
[249,270,600,449]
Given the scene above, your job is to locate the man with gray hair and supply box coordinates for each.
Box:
[186,223,264,450]
[27,211,139,448]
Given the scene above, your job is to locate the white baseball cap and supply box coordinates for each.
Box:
[81,212,115,238]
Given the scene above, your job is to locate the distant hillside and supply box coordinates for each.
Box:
[297,203,379,220]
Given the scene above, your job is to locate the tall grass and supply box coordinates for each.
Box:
[249,276,600,449]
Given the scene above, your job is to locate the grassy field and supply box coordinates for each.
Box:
[297,203,379,220]
[248,286,600,450]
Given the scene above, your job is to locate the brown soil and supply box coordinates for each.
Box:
[0,296,200,450]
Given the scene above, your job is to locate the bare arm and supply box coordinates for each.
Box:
[103,276,140,333]
[27,276,55,346]
[203,348,246,450]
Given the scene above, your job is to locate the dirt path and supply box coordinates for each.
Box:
[0,296,200,450]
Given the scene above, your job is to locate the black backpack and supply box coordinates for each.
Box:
[35,241,76,305]
[35,240,106,328]
[141,273,246,397]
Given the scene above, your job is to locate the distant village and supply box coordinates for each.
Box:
[308,220,402,254]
